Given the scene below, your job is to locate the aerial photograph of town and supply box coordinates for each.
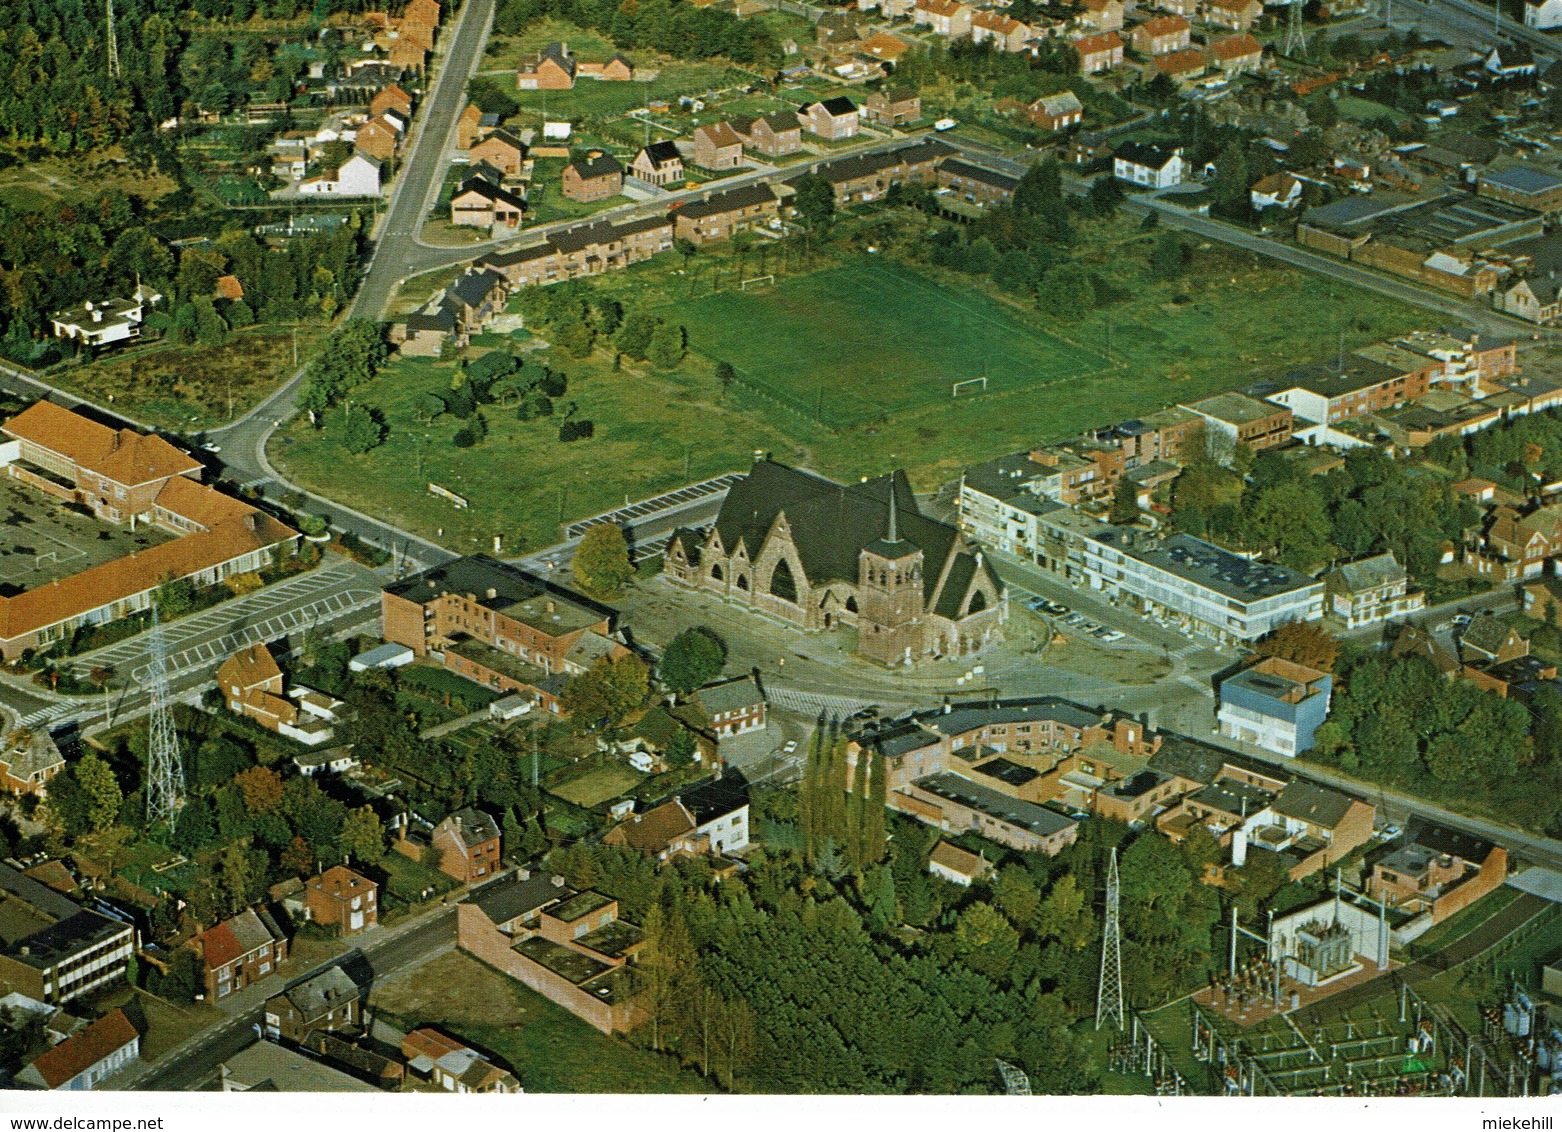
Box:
[6,0,1562,1118]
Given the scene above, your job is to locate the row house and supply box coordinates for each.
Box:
[1079,0,1126,31]
[813,138,951,205]
[1180,391,1294,455]
[1323,551,1425,628]
[937,158,1021,207]
[673,183,780,246]
[730,111,803,157]
[1209,31,1264,72]
[1202,0,1264,30]
[692,675,767,737]
[913,0,973,37]
[263,966,360,1044]
[1263,349,1437,428]
[971,11,1033,51]
[1156,47,1208,82]
[478,215,674,288]
[1130,15,1191,55]
[403,1028,520,1093]
[1465,503,1562,580]
[1073,31,1124,73]
[1367,824,1508,924]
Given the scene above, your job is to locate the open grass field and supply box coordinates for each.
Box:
[550,762,645,807]
[670,256,1111,428]
[0,150,180,213]
[372,950,705,1092]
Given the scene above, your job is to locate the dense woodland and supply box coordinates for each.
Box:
[495,0,779,67]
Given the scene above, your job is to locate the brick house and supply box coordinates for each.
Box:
[304,865,378,935]
[672,184,780,245]
[630,141,684,186]
[1458,612,1529,665]
[863,87,921,126]
[478,215,673,288]
[562,151,623,201]
[517,41,576,89]
[576,54,633,80]
[731,111,803,157]
[1203,0,1263,29]
[692,122,745,170]
[1367,824,1508,923]
[369,83,412,120]
[262,966,360,1044]
[604,769,751,859]
[1079,0,1126,31]
[1072,31,1124,73]
[1324,552,1424,628]
[402,1028,520,1093]
[468,129,527,176]
[450,178,526,229]
[937,158,1020,207]
[195,908,289,1002]
[1209,32,1264,72]
[813,137,951,205]
[354,115,400,161]
[913,0,973,37]
[693,674,766,736]
[456,102,485,148]
[0,728,64,796]
[799,97,860,140]
[1028,90,1083,131]
[1156,47,1208,81]
[432,807,502,884]
[1130,14,1191,54]
[971,11,1032,50]
[1181,391,1294,453]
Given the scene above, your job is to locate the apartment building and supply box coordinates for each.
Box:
[0,864,136,1005]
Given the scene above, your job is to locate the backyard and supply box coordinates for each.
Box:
[549,761,646,807]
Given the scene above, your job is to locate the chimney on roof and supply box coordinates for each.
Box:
[551,874,566,886]
[486,587,498,599]
[518,868,530,881]
[92,308,102,322]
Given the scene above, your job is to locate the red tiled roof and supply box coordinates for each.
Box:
[22,1010,138,1088]
[219,642,282,692]
[1073,30,1123,52]
[3,401,202,488]
[1157,47,1208,74]
[308,865,376,901]
[1137,14,1189,35]
[1211,32,1262,59]
[196,908,280,970]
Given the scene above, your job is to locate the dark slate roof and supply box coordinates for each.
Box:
[1146,734,1227,785]
[403,306,456,332]
[468,870,573,924]
[916,772,1076,837]
[470,160,506,185]
[454,179,528,211]
[694,674,764,715]
[386,554,614,622]
[1334,552,1406,592]
[818,96,858,116]
[444,807,500,847]
[1271,780,1356,829]
[679,768,750,826]
[639,140,682,167]
[547,214,671,254]
[1460,611,1516,657]
[569,151,622,179]
[972,757,1039,787]
[677,183,777,219]
[483,127,528,153]
[707,459,1001,605]
[448,268,508,310]
[281,966,359,1019]
[940,158,1020,191]
[1115,141,1178,170]
[1405,818,1497,864]
[480,243,555,269]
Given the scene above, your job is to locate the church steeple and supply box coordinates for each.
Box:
[885,477,900,545]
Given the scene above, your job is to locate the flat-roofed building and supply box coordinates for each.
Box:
[1217,656,1333,757]
[0,863,136,1005]
[1180,391,1294,455]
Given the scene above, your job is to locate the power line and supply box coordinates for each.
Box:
[1097,846,1124,1031]
[145,603,186,827]
[106,0,121,80]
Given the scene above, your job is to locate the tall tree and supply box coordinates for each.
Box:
[573,523,634,598]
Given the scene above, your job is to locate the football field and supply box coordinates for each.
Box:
[671,256,1112,428]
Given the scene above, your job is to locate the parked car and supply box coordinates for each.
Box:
[1041,601,1069,617]
[782,740,798,754]
[1062,613,1086,626]
[1026,596,1048,612]
[1094,628,1125,643]
[1080,621,1101,633]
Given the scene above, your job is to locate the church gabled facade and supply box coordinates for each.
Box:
[665,459,1006,665]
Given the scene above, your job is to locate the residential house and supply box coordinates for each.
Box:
[195,908,289,1002]
[1217,656,1333,757]
[456,102,486,148]
[731,111,803,157]
[445,268,508,333]
[402,1028,520,1093]
[863,87,921,127]
[1028,90,1083,131]
[816,10,864,45]
[1181,391,1294,453]
[1073,31,1124,73]
[1202,0,1263,30]
[1466,505,1561,580]
[217,1041,376,1092]
[1368,823,1508,923]
[562,151,623,201]
[216,644,338,746]
[860,31,913,64]
[469,128,527,177]
[1527,0,1562,28]
[1264,780,1376,874]
[630,141,684,187]
[262,966,360,1044]
[673,184,780,246]
[913,0,973,37]
[517,41,576,89]
[937,159,1021,207]
[604,769,750,859]
[1155,47,1208,81]
[449,178,527,229]
[577,54,634,80]
[0,728,64,796]
[1458,612,1529,665]
[390,304,459,357]
[1210,32,1264,73]
[353,115,400,161]
[304,866,378,935]
[927,841,992,886]
[812,137,951,204]
[16,1009,139,1091]
[971,11,1032,51]
[1485,43,1537,79]
[299,152,381,196]
[1250,171,1303,210]
[431,808,502,885]
[691,122,745,171]
[693,674,766,736]
[369,83,413,119]
[1113,142,1185,188]
[1130,15,1191,55]
[1079,0,1126,32]
[1325,552,1424,628]
[800,97,860,140]
[49,287,156,350]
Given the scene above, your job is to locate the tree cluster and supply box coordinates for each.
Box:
[495,0,780,67]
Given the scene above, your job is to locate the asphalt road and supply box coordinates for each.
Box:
[120,906,457,1091]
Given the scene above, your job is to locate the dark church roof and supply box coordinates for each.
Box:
[700,458,1002,611]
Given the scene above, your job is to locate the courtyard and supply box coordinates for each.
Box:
[0,478,176,595]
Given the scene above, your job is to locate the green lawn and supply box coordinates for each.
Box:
[550,762,645,807]
[669,256,1111,429]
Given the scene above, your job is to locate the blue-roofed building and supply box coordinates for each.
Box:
[1217,656,1333,757]
[1476,163,1562,212]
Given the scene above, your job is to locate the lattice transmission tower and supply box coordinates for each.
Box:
[144,604,185,827]
[1282,0,1308,57]
[1096,847,1124,1031]
[996,1060,1032,1096]
[106,0,121,79]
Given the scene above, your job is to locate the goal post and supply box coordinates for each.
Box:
[739,274,775,291]
[952,376,988,399]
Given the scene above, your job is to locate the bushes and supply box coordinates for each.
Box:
[559,419,594,442]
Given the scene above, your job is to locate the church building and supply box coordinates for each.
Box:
[665,459,1006,665]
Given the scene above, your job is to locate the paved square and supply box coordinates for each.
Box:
[0,479,175,595]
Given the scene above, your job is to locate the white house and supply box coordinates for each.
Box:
[1250,172,1303,210]
[299,152,382,197]
[681,770,751,856]
[16,1009,140,1091]
[49,286,159,349]
[1112,142,1185,188]
[1527,0,1562,27]
[928,840,992,886]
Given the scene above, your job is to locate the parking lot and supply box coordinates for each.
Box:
[563,473,745,540]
